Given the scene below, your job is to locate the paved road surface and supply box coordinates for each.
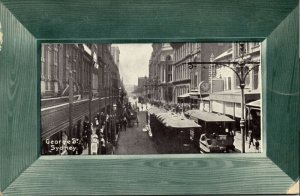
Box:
[115,111,158,155]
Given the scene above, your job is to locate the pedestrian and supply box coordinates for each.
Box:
[136,117,139,127]
[146,110,149,124]
[61,132,68,155]
[73,138,83,155]
[100,125,105,135]
[249,130,254,148]
[106,141,114,155]
[123,116,127,131]
[76,119,82,141]
[100,136,106,154]
[255,140,260,152]
[100,112,105,126]
[82,116,90,149]
[91,126,99,155]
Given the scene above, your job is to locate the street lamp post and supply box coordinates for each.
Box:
[185,43,260,153]
[210,53,215,94]
[105,65,110,143]
[88,50,95,155]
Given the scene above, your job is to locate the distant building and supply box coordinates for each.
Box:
[111,46,120,68]
[148,43,174,103]
[137,76,148,98]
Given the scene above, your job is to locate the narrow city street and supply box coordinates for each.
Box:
[40,43,262,156]
[115,111,158,155]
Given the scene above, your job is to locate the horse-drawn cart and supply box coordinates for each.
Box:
[127,110,138,127]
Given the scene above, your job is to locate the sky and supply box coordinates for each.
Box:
[113,44,152,86]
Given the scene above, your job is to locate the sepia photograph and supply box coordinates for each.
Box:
[41,42,262,155]
[1,1,298,195]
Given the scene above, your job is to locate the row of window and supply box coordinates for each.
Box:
[41,44,118,94]
[233,42,260,58]
[174,85,190,102]
[174,43,200,62]
[174,63,190,81]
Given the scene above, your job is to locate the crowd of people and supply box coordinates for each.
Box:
[42,101,139,155]
[80,108,134,155]
[149,100,193,113]
[42,99,202,155]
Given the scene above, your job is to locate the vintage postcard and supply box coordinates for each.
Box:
[40,43,261,155]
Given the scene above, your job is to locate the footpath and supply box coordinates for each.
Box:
[234,132,261,153]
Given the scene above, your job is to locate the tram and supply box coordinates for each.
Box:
[185,110,235,153]
[150,111,201,153]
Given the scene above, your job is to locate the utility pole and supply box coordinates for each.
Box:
[210,53,214,94]
[68,45,74,139]
[88,48,93,155]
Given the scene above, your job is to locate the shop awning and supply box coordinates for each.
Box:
[156,112,201,129]
[246,99,261,108]
[177,93,190,98]
[185,110,234,122]
[190,95,199,99]
[210,90,260,103]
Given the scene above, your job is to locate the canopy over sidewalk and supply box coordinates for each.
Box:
[177,93,190,98]
[246,99,261,108]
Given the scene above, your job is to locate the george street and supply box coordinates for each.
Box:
[115,111,157,155]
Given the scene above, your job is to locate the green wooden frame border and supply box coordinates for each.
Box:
[0,1,298,195]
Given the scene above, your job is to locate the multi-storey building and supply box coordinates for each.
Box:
[207,43,261,122]
[148,43,173,103]
[41,44,99,99]
[171,43,231,104]
[137,76,148,99]
[171,43,200,104]
[111,46,120,68]
[41,44,123,154]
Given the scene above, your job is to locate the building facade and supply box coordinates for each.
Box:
[148,43,174,103]
[41,43,123,153]
[41,44,100,99]
[207,43,261,119]
[111,46,120,68]
[171,43,231,104]
[137,76,148,99]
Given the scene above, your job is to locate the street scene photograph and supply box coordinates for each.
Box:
[40,42,262,155]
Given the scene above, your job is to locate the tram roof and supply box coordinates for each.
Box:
[185,110,234,122]
[148,107,167,115]
[156,112,201,129]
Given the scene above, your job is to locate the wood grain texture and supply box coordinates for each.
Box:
[0,2,38,192]
[3,155,294,195]
[0,0,299,194]
[0,0,298,40]
[266,5,299,181]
